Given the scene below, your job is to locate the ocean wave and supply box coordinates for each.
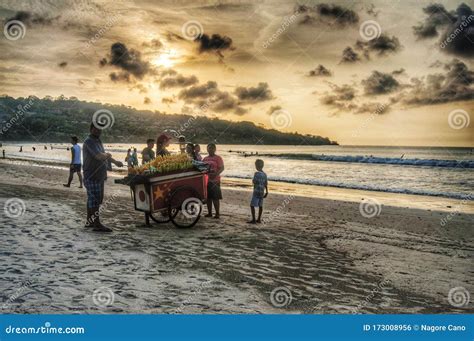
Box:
[254,153,474,168]
[226,174,473,200]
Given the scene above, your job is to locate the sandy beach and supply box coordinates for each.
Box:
[0,159,472,314]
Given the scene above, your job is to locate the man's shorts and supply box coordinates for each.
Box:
[207,181,222,200]
[250,194,264,207]
[84,179,104,208]
[70,164,81,172]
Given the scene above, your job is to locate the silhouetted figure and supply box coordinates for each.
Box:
[2,150,5,159]
[50,144,53,150]
[44,145,47,150]
[67,147,70,151]
[32,147,36,151]
[19,146,23,152]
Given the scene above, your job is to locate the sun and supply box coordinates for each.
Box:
[152,49,178,68]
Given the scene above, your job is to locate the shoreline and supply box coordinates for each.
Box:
[1,157,472,214]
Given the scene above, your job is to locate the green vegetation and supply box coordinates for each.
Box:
[0,95,337,145]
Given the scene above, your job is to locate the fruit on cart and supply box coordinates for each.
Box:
[130,154,193,175]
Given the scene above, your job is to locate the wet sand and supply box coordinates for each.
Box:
[0,161,472,314]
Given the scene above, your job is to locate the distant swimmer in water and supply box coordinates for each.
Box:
[2,150,5,159]
[44,145,47,150]
[19,146,23,152]
[32,147,36,151]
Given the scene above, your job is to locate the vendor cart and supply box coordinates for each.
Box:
[118,170,208,228]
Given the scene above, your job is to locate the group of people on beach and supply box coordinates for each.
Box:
[61,122,268,232]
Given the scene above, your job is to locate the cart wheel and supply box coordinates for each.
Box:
[149,211,171,224]
[167,186,202,228]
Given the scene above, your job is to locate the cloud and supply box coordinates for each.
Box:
[402,59,474,105]
[340,47,360,63]
[392,68,405,75]
[413,3,474,58]
[354,102,391,114]
[319,84,357,111]
[234,82,274,103]
[5,11,55,27]
[58,61,67,68]
[355,34,402,57]
[144,97,151,104]
[101,42,153,82]
[195,33,234,58]
[178,81,247,115]
[308,65,332,77]
[162,97,176,105]
[142,38,163,49]
[159,73,198,89]
[362,71,400,95]
[413,4,456,39]
[267,105,282,115]
[297,3,359,26]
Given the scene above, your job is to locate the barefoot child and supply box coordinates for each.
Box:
[203,143,224,218]
[248,159,268,224]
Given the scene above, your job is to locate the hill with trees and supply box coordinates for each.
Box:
[0,95,337,145]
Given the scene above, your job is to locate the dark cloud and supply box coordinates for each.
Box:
[5,11,54,27]
[142,39,163,49]
[131,83,147,94]
[354,102,391,114]
[296,4,359,26]
[159,73,198,89]
[267,105,282,115]
[392,68,405,75]
[102,42,152,82]
[234,82,274,103]
[144,97,151,104]
[355,34,402,56]
[413,3,474,58]
[402,59,474,105]
[362,71,400,95]
[308,65,332,77]
[320,84,357,112]
[162,97,176,105]
[195,33,234,58]
[58,61,67,68]
[340,47,360,63]
[178,81,247,115]
[413,4,456,39]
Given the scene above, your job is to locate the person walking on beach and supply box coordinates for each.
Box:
[83,122,123,232]
[156,134,171,157]
[203,143,224,219]
[248,159,268,224]
[63,136,83,188]
[141,139,155,164]
[125,148,133,168]
[194,144,202,161]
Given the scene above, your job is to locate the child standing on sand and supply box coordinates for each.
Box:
[248,159,268,224]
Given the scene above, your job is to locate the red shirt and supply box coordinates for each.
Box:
[203,154,224,183]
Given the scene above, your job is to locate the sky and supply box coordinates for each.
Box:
[0,0,473,146]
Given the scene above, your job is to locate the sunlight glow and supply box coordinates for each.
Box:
[152,49,178,68]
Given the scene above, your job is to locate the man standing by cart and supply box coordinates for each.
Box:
[83,122,123,232]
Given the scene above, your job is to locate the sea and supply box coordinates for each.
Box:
[2,143,473,200]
